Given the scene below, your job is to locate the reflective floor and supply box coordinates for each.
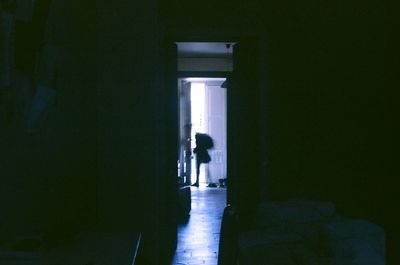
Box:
[172,186,227,265]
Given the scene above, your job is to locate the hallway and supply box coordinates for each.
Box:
[172,187,227,265]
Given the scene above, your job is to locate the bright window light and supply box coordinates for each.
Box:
[190,82,206,183]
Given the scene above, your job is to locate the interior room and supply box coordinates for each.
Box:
[0,0,397,264]
[177,77,227,186]
[174,43,230,264]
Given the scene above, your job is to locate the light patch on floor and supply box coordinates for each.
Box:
[172,187,226,265]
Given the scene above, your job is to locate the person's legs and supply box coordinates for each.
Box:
[196,161,200,185]
[192,159,200,187]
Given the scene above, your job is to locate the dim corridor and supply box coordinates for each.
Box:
[171,187,227,265]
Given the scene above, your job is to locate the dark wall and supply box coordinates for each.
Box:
[0,0,96,242]
[2,0,177,262]
[262,1,393,209]
[97,1,178,263]
[96,0,160,232]
[260,2,398,256]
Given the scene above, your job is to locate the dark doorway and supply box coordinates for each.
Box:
[164,38,261,264]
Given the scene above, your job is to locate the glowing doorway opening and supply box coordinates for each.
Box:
[190,82,207,184]
[178,77,227,187]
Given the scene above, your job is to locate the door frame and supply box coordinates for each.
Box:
[178,73,229,187]
[165,35,261,209]
[166,37,236,205]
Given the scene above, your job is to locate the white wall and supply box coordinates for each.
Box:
[206,81,227,184]
[178,58,232,72]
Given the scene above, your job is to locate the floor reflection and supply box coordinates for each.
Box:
[172,187,226,265]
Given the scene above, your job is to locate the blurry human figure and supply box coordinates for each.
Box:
[192,133,214,187]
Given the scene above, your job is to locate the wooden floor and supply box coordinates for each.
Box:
[171,186,227,265]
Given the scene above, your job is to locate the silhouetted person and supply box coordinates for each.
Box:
[192,133,213,187]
